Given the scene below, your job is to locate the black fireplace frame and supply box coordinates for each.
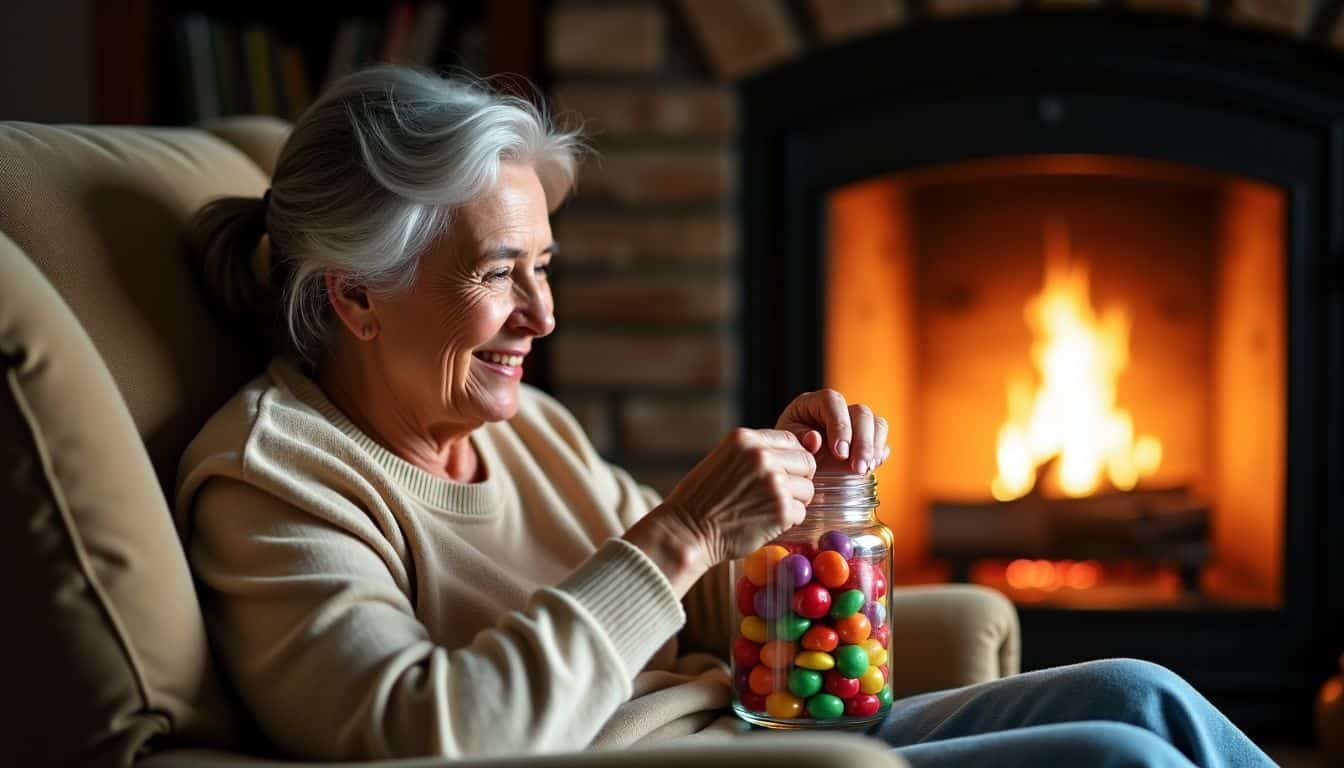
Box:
[739,14,1343,739]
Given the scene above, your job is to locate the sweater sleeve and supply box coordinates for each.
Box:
[188,476,685,761]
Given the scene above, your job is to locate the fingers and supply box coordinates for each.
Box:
[848,403,876,474]
[779,474,815,506]
[751,428,805,451]
[873,416,890,468]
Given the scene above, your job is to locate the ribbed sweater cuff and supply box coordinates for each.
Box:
[558,538,686,679]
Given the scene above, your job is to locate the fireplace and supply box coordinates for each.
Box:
[740,16,1341,738]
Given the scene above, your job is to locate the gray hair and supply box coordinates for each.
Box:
[190,65,582,363]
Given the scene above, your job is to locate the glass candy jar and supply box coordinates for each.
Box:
[729,472,894,729]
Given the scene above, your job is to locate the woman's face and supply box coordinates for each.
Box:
[368,161,556,434]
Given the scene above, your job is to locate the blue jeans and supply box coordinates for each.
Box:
[870,659,1275,767]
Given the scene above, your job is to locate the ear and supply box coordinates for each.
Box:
[324,270,379,341]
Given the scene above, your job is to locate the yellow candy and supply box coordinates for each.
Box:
[740,616,768,644]
[765,690,804,718]
[860,665,885,695]
[860,638,884,661]
[870,648,889,667]
[794,650,835,671]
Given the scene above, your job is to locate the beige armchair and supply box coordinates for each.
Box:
[0,117,1020,768]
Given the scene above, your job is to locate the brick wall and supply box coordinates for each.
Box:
[542,0,1336,496]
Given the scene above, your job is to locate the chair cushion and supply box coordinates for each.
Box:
[0,121,275,493]
[0,230,245,766]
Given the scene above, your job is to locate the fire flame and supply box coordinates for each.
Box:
[991,221,1163,501]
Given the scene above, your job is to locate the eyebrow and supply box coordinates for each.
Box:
[483,242,559,261]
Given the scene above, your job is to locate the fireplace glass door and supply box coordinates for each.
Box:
[824,155,1285,612]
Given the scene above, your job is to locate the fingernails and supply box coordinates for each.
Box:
[836,440,850,459]
[857,459,869,475]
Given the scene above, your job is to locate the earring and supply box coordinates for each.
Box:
[361,325,372,339]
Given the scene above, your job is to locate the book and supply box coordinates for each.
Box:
[279,44,314,120]
[243,25,277,116]
[406,1,448,67]
[175,13,220,121]
[380,2,416,64]
[324,17,362,91]
[211,21,247,114]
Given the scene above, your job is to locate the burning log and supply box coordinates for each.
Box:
[929,485,1210,590]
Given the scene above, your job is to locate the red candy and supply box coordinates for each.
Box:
[880,664,890,682]
[791,583,832,619]
[871,624,890,648]
[736,577,758,616]
[733,637,762,668]
[740,691,768,712]
[823,670,861,699]
[845,693,881,717]
[872,570,887,599]
[843,559,876,596]
[801,626,839,652]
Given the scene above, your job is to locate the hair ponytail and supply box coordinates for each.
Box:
[188,193,284,351]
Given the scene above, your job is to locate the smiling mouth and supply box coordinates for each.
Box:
[473,350,525,367]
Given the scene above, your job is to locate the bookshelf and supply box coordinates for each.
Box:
[95,0,541,126]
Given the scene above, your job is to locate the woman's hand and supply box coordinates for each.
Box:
[775,389,890,476]
[660,428,817,565]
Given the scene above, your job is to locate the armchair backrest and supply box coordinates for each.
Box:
[0,117,289,766]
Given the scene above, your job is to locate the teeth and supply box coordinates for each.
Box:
[481,352,523,367]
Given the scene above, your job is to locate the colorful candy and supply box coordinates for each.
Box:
[807,692,845,720]
[733,637,762,667]
[819,530,855,560]
[760,640,796,669]
[835,644,870,678]
[845,693,881,717]
[871,624,890,648]
[749,664,780,695]
[774,612,812,642]
[745,544,790,586]
[735,577,757,616]
[794,651,836,671]
[765,690,804,718]
[775,553,812,588]
[811,551,850,588]
[829,588,865,620]
[834,613,872,644]
[753,585,789,620]
[736,534,892,722]
[791,583,832,619]
[801,626,839,652]
[788,668,823,698]
[740,616,768,643]
[862,600,886,628]
[859,665,885,695]
[823,670,860,699]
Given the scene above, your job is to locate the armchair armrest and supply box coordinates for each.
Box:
[137,732,907,768]
[886,584,1020,699]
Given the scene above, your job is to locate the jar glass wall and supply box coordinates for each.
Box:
[729,472,894,729]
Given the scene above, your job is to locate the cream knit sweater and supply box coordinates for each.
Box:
[173,357,742,761]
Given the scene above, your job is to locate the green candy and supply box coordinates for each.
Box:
[829,589,865,620]
[774,612,811,642]
[788,668,823,698]
[835,643,870,678]
[807,693,845,720]
[877,685,894,708]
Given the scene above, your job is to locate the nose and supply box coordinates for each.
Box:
[510,272,555,338]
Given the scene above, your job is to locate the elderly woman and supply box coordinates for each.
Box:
[178,65,1272,767]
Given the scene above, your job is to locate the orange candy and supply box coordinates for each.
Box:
[811,550,850,588]
[759,640,797,669]
[749,663,782,695]
[745,545,790,586]
[801,626,840,652]
[765,690,804,719]
[835,613,872,644]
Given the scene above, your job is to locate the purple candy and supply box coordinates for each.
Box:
[753,586,787,620]
[775,553,813,588]
[734,665,754,694]
[862,600,887,628]
[819,530,854,560]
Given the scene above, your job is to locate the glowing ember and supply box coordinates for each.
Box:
[991,221,1163,501]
